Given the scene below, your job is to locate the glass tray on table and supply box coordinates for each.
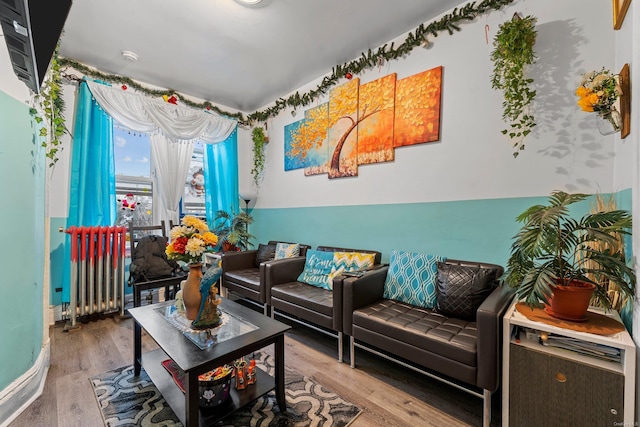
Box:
[156,304,259,350]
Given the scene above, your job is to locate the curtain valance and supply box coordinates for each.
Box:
[86,80,237,143]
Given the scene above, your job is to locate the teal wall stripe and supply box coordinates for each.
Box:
[251,196,542,266]
[251,191,632,267]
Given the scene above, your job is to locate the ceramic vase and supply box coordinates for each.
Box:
[183,263,203,320]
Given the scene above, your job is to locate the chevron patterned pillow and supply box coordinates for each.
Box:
[327,252,376,288]
[383,250,446,308]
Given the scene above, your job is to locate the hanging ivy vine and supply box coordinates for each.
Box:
[251,126,267,188]
[58,0,514,127]
[30,44,68,167]
[490,14,537,158]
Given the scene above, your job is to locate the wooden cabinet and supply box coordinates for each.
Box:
[502,302,635,427]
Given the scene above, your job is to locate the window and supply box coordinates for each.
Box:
[181,142,206,217]
[113,127,153,228]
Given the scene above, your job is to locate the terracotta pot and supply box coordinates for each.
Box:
[222,241,240,252]
[182,263,203,320]
[546,279,596,321]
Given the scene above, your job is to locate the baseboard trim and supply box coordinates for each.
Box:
[0,340,50,427]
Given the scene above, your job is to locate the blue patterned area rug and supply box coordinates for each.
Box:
[90,351,361,426]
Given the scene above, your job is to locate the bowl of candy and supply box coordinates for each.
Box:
[198,365,233,408]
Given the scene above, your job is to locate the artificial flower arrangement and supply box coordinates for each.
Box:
[166,215,218,265]
[575,68,622,131]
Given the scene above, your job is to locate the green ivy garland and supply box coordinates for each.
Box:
[490,14,537,158]
[31,44,67,167]
[59,0,514,127]
[251,127,267,187]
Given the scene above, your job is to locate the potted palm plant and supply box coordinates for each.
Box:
[504,191,635,321]
[212,209,255,251]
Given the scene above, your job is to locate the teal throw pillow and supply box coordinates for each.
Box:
[383,250,446,308]
[297,249,336,290]
[274,242,300,259]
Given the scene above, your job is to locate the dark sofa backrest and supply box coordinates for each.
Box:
[267,240,311,257]
[316,246,382,265]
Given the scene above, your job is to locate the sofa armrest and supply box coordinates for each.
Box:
[221,250,258,271]
[476,285,515,391]
[263,257,307,302]
[342,266,388,335]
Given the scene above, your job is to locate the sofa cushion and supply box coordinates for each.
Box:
[223,268,261,290]
[436,263,497,321]
[383,250,446,308]
[270,282,333,316]
[297,249,336,289]
[274,242,300,259]
[353,299,477,366]
[254,243,276,267]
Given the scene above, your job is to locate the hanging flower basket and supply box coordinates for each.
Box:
[576,68,622,134]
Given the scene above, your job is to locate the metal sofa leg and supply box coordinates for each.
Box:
[263,303,268,316]
[483,389,491,427]
[338,332,343,362]
[270,308,275,319]
[350,336,355,368]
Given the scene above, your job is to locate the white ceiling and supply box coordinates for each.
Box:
[60,0,467,113]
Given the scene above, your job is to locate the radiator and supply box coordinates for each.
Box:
[65,226,128,327]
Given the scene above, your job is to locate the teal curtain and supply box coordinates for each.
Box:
[63,80,115,302]
[204,127,239,227]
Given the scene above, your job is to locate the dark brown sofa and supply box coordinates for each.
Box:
[343,258,514,427]
[221,241,310,315]
[264,246,382,362]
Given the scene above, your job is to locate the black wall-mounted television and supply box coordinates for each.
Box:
[0,0,72,94]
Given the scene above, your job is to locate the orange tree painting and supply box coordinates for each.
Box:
[357,74,396,164]
[303,103,330,176]
[394,66,443,147]
[284,66,443,179]
[327,78,360,178]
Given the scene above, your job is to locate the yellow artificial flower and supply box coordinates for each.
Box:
[575,86,589,97]
[202,231,219,246]
[165,243,175,256]
[182,215,208,232]
[577,96,594,112]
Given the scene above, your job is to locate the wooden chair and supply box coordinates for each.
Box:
[128,221,185,307]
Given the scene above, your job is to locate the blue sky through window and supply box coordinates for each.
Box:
[113,127,150,177]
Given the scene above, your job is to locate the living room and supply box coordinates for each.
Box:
[0,0,638,426]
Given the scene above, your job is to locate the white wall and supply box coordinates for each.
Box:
[249,0,619,210]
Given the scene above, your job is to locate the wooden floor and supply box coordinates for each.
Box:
[9,299,501,427]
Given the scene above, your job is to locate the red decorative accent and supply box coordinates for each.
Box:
[345,72,353,80]
[206,105,211,110]
[167,95,178,104]
[121,84,128,90]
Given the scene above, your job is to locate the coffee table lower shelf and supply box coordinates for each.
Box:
[141,349,275,426]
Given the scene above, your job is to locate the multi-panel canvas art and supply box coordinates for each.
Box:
[284,66,443,179]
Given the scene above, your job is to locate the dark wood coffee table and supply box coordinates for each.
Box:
[129,298,291,426]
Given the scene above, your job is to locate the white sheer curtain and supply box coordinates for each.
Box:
[150,134,194,226]
[85,80,237,224]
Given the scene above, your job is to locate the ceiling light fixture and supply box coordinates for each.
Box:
[121,50,138,62]
[233,0,265,7]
